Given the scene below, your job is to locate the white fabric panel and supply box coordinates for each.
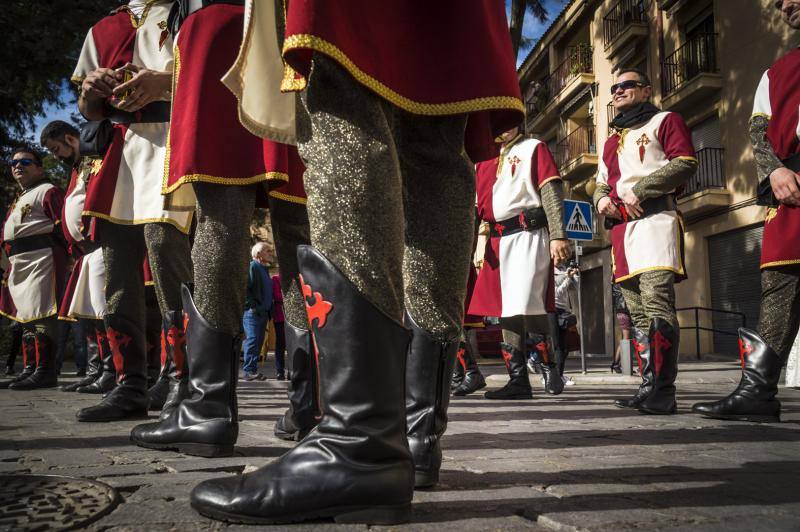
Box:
[752,70,771,117]
[622,211,683,278]
[498,228,550,317]
[67,248,107,319]
[492,138,543,221]
[614,112,675,199]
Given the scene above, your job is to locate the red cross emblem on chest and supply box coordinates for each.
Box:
[635,134,650,163]
[507,155,521,176]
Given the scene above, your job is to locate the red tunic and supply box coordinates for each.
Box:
[281,0,524,162]
[264,140,307,205]
[164,4,287,199]
[753,49,800,269]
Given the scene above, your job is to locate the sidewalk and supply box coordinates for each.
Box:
[1,364,799,531]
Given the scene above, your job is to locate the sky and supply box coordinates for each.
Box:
[33,1,569,140]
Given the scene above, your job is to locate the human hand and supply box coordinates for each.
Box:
[550,239,571,266]
[81,67,122,101]
[769,167,800,206]
[621,189,643,217]
[597,196,622,220]
[111,63,171,112]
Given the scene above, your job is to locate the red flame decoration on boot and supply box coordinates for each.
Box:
[500,347,513,371]
[299,274,333,329]
[106,326,132,383]
[652,330,672,376]
[456,346,467,371]
[633,339,646,374]
[167,326,187,379]
[738,338,753,370]
[535,341,549,364]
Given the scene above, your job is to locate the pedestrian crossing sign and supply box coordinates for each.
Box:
[564,199,593,241]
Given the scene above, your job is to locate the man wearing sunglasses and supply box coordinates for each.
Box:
[0,148,67,390]
[693,0,800,423]
[594,69,697,415]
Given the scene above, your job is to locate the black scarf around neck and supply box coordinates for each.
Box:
[609,102,661,129]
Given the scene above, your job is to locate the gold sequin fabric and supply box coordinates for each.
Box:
[749,115,784,183]
[757,266,800,359]
[297,55,475,340]
[268,197,311,329]
[540,180,566,240]
[192,183,255,335]
[618,270,678,332]
[500,315,550,353]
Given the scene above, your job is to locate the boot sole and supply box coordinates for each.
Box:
[9,382,58,390]
[453,383,487,396]
[694,411,780,423]
[193,501,411,525]
[638,406,677,415]
[132,438,234,458]
[414,470,438,489]
[485,393,533,400]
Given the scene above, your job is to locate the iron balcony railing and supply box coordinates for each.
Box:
[603,0,648,47]
[545,45,593,103]
[556,125,597,169]
[661,32,718,96]
[678,147,725,198]
[677,306,746,359]
[525,81,551,130]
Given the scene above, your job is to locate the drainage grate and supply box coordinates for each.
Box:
[0,474,120,531]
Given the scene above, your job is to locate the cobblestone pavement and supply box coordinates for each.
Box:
[1,361,799,531]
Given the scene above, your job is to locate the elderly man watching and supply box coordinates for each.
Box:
[241,242,273,381]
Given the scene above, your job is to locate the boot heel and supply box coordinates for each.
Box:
[178,443,234,458]
[333,503,411,525]
[414,469,439,489]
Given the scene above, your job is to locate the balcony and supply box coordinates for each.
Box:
[661,33,722,111]
[526,45,594,133]
[556,125,598,180]
[677,147,730,215]
[603,0,648,60]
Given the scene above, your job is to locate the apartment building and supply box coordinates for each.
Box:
[517,0,796,358]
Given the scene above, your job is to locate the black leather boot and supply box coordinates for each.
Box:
[273,322,319,441]
[485,343,532,400]
[76,314,149,422]
[130,285,238,457]
[77,326,116,394]
[158,310,189,420]
[638,318,678,415]
[531,336,564,395]
[452,340,485,396]
[405,313,458,489]
[450,342,465,390]
[691,328,783,422]
[10,332,58,390]
[190,246,413,525]
[549,312,569,377]
[62,322,101,392]
[147,329,169,411]
[1,335,35,389]
[614,327,653,408]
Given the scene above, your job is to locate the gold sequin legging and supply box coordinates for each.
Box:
[758,265,800,360]
[296,56,476,341]
[618,269,679,333]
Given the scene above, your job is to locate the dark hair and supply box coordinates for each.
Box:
[39,120,80,147]
[617,68,651,87]
[12,145,43,166]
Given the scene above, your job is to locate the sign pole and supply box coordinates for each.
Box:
[574,239,587,374]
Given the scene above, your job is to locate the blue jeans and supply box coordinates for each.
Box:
[242,309,268,375]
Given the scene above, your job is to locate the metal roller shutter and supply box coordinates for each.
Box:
[707,224,763,356]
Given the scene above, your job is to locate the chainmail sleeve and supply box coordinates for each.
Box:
[541,180,566,240]
[749,114,783,184]
[631,158,697,201]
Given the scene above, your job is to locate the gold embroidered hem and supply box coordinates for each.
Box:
[614,265,686,284]
[81,210,194,234]
[761,258,800,269]
[281,34,524,117]
[161,172,282,196]
[539,176,562,189]
[0,307,58,324]
[268,190,307,205]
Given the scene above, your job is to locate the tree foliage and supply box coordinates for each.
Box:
[0,1,117,207]
[509,0,549,59]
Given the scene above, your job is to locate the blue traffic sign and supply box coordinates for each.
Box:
[564,199,594,241]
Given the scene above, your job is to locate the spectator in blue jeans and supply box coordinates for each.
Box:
[241,243,273,381]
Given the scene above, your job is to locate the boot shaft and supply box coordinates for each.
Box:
[164,310,187,380]
[736,328,784,400]
[650,318,678,386]
[103,314,147,390]
[284,321,319,428]
[499,342,529,383]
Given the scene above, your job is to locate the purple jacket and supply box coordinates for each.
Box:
[271,274,285,323]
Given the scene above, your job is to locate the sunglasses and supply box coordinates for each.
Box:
[610,80,646,94]
[9,158,36,167]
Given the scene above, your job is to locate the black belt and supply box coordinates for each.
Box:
[603,195,675,229]
[490,208,547,238]
[74,240,102,256]
[107,101,171,125]
[6,234,60,257]
[757,152,800,207]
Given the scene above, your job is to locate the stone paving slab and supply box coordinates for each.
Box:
[1,368,798,531]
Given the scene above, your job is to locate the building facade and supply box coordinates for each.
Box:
[518,0,796,358]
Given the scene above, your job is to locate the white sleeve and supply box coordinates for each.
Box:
[72,28,99,86]
[596,153,609,187]
[752,70,771,119]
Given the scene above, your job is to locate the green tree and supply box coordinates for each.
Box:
[0,1,117,206]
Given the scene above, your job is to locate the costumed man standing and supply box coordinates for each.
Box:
[452,250,487,397]
[0,148,67,390]
[71,0,194,422]
[40,121,116,395]
[129,0,310,457]
[595,69,697,415]
[693,0,800,423]
[469,127,570,400]
[188,0,523,525]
